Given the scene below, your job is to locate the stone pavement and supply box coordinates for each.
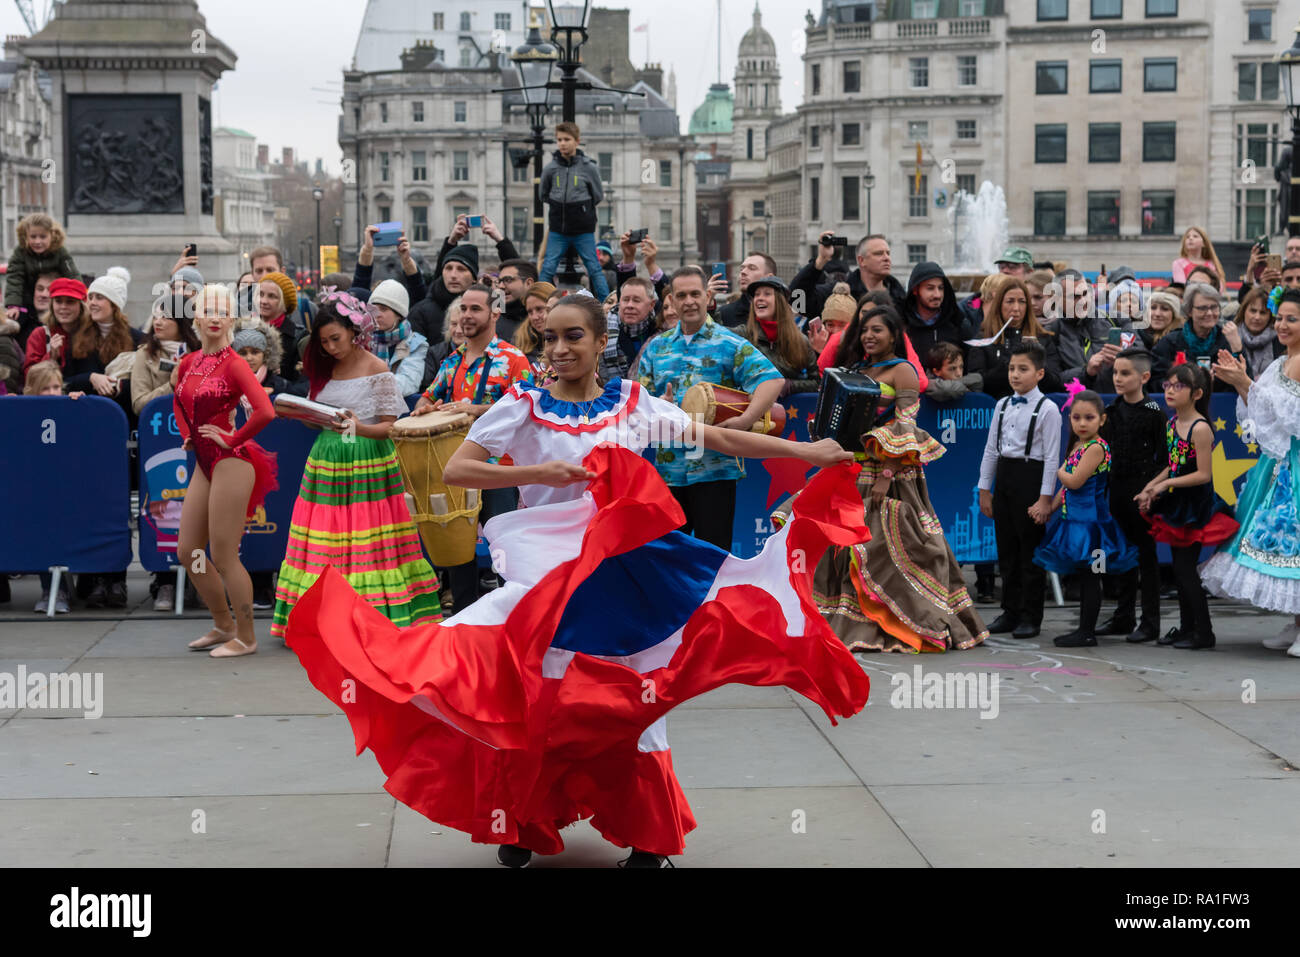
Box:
[2,570,1298,867]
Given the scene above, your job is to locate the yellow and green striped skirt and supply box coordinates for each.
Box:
[272,430,442,639]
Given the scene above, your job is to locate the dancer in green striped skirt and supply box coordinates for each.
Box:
[272,293,441,642]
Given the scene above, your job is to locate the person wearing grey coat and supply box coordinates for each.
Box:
[1051,269,1132,383]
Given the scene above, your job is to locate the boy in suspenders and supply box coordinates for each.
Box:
[977,340,1062,639]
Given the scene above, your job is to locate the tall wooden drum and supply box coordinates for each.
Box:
[390,410,480,566]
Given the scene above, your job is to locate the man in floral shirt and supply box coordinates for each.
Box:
[414,283,532,610]
[636,265,783,550]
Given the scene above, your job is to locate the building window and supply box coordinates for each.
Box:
[511,164,529,183]
[379,102,388,123]
[1145,0,1177,16]
[411,206,429,243]
[843,122,861,145]
[452,205,470,222]
[957,55,977,87]
[598,152,613,183]
[959,0,985,14]
[1037,61,1067,94]
[810,177,820,220]
[907,243,928,265]
[459,45,472,68]
[1247,8,1272,41]
[433,12,443,29]
[453,150,468,181]
[495,12,511,31]
[378,204,391,223]
[411,150,428,181]
[1035,123,1067,163]
[1239,61,1280,101]
[1141,190,1175,235]
[1090,60,1122,93]
[1091,0,1122,17]
[956,173,977,195]
[842,176,860,220]
[1143,121,1176,161]
[412,101,424,122]
[811,63,821,95]
[753,200,766,218]
[1144,58,1177,92]
[598,203,613,238]
[912,0,937,17]
[1038,0,1068,20]
[659,159,672,187]
[908,174,929,219]
[454,101,466,122]
[1236,187,1275,240]
[511,206,527,245]
[844,61,861,93]
[810,125,820,148]
[910,57,929,88]
[1087,191,1120,235]
[1238,122,1278,169]
[659,209,672,240]
[956,119,978,141]
[379,151,389,181]
[908,119,929,141]
[459,11,471,30]
[1089,123,1121,162]
[1034,191,1067,235]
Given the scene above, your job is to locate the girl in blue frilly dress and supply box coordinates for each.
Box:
[1035,389,1138,648]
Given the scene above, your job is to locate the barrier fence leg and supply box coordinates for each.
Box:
[47,566,68,619]
[175,565,186,616]
[1049,571,1064,608]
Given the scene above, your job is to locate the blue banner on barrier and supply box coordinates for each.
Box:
[0,395,132,573]
[726,391,1261,562]
[136,394,318,573]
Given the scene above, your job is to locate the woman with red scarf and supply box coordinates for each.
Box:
[256,271,302,381]
[740,276,820,396]
[172,284,278,658]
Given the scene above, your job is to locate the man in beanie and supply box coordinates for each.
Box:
[538,121,610,298]
[369,278,428,396]
[595,240,618,297]
[408,213,520,345]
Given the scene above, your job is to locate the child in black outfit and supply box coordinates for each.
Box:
[1099,348,1167,642]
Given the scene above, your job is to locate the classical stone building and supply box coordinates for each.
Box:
[0,47,52,259]
[340,2,698,274]
[213,127,276,265]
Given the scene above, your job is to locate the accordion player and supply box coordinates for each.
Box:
[812,368,883,452]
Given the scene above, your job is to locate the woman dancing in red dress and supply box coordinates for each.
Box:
[172,284,278,658]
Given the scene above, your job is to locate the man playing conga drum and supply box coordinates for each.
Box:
[636,265,783,550]
[413,283,532,609]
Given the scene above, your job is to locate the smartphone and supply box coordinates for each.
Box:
[373,221,402,246]
[628,228,648,243]
[184,243,197,258]
[1267,253,1283,272]
[1197,356,1212,370]
[1257,234,1270,254]
[1107,327,1123,347]
[466,215,484,228]
[808,317,826,336]
[711,262,727,281]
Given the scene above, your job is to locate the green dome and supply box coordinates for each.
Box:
[689,83,733,135]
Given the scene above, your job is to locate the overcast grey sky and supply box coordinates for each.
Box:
[0,0,805,173]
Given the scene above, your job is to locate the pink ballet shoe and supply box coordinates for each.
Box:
[189,626,236,651]
[209,636,257,658]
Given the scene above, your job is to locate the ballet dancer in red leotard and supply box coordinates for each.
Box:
[172,284,278,658]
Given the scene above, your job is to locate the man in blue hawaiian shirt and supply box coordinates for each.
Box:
[636,265,784,550]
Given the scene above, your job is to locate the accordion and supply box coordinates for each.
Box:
[812,368,882,452]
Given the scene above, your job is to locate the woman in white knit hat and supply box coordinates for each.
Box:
[368,278,428,396]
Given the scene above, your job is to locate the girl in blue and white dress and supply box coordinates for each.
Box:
[1203,287,1300,656]
[284,294,863,869]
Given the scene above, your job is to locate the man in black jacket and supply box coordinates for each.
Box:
[792,232,905,320]
[495,258,537,345]
[407,214,519,345]
[717,253,775,328]
[901,261,965,360]
[538,121,609,298]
